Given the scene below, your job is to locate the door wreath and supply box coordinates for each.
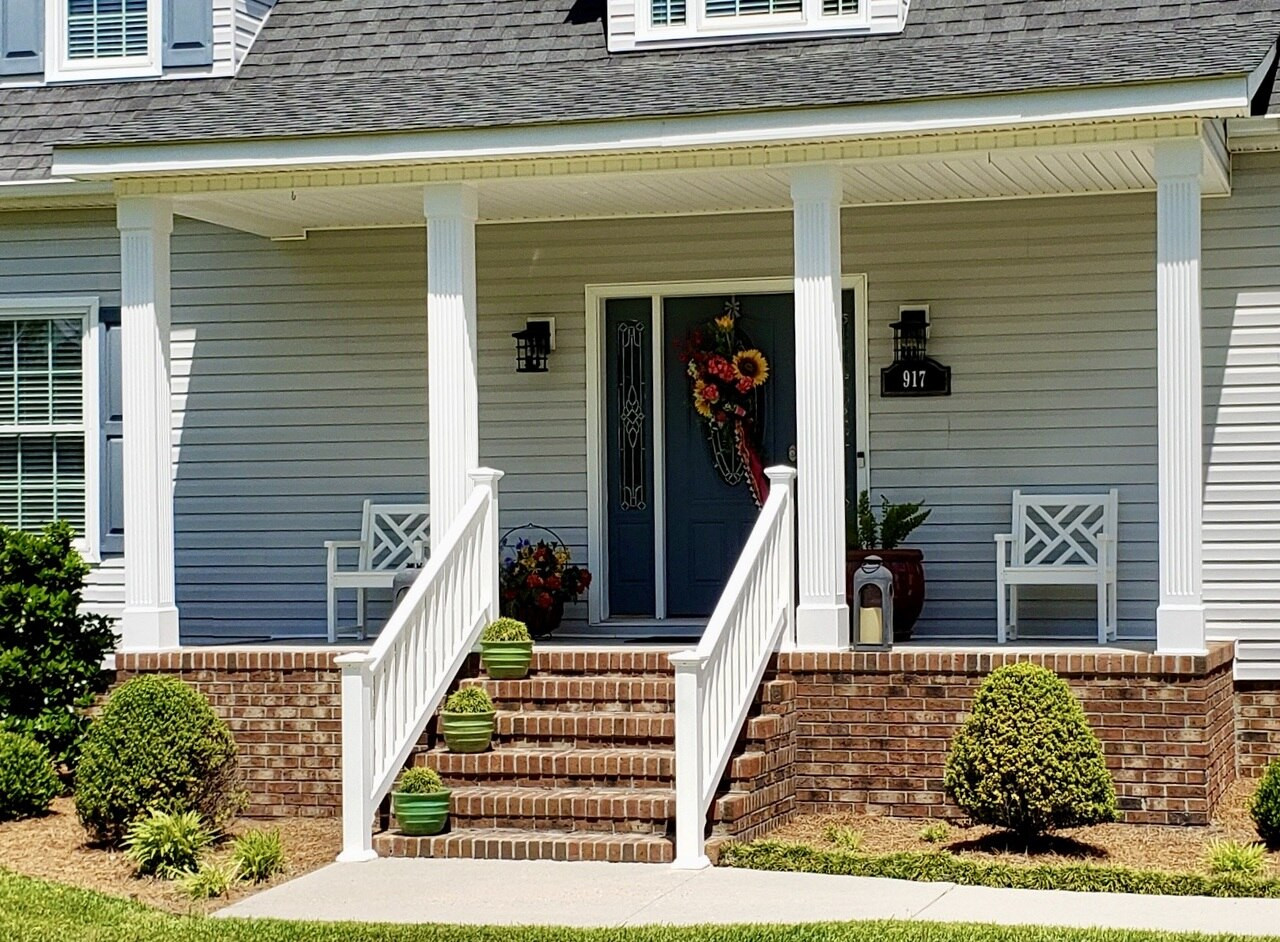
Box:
[676,298,772,507]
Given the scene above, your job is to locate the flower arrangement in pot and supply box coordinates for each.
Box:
[439,686,495,753]
[500,526,592,639]
[391,766,451,836]
[846,490,930,641]
[480,617,533,680]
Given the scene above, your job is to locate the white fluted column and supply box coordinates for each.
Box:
[1154,140,1207,654]
[117,197,179,651]
[791,166,850,649]
[424,184,480,550]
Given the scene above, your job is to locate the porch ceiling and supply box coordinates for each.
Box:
[162,120,1230,240]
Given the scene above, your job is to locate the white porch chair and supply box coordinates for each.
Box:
[994,489,1119,645]
[325,501,429,643]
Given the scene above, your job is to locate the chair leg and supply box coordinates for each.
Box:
[1109,578,1119,642]
[1008,586,1018,641]
[1097,579,1108,645]
[327,582,337,644]
[997,574,1007,644]
[357,588,367,641]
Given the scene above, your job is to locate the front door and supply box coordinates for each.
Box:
[603,292,798,621]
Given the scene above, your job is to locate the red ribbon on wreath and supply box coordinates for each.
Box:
[676,301,772,508]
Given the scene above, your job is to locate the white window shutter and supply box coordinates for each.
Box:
[0,0,44,76]
[163,0,213,67]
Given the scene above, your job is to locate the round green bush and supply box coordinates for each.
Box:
[74,675,243,844]
[396,766,447,794]
[444,686,494,714]
[943,663,1118,838]
[1251,759,1280,849]
[0,731,60,821]
[480,617,531,642]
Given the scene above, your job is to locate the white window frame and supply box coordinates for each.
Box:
[0,298,102,562]
[639,0,869,44]
[45,0,162,82]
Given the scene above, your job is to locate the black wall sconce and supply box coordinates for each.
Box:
[513,318,555,373]
[881,305,951,397]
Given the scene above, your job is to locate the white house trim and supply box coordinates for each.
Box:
[0,296,102,562]
[584,274,869,630]
[116,196,178,652]
[50,79,1254,180]
[45,0,163,83]
[1154,139,1207,655]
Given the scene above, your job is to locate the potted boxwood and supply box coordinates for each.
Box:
[846,490,930,641]
[391,766,451,836]
[439,686,495,753]
[480,617,533,679]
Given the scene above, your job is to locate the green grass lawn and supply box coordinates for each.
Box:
[2,868,1278,942]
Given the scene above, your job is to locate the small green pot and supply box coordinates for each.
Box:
[440,710,496,753]
[481,640,533,679]
[391,789,452,836]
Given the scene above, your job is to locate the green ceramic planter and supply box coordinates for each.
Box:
[481,640,534,679]
[440,710,496,753]
[391,789,452,836]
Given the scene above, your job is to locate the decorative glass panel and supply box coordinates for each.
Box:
[616,321,648,511]
[705,0,802,17]
[822,0,859,14]
[67,0,150,60]
[652,0,687,26]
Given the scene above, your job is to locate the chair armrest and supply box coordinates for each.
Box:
[1098,533,1117,570]
[994,534,1013,566]
[325,540,364,573]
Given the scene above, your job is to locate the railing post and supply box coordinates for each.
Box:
[670,651,710,870]
[767,466,798,652]
[468,468,504,624]
[335,653,378,863]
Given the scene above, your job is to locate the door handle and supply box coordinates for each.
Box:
[788,444,797,463]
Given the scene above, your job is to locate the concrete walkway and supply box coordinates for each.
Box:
[217,859,1280,937]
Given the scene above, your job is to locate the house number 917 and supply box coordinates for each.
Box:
[902,370,928,389]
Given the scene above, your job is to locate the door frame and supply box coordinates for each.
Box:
[584,275,869,627]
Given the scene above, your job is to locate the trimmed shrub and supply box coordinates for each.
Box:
[231,828,285,884]
[396,767,447,794]
[0,731,60,821]
[1251,759,1280,849]
[480,617,531,642]
[123,809,214,878]
[444,686,494,714]
[75,675,243,844]
[943,663,1118,838]
[0,523,116,770]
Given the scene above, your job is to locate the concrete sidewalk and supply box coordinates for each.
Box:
[217,858,1280,936]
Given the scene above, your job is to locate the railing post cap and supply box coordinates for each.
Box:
[468,467,505,485]
[668,650,705,669]
[764,465,798,483]
[334,652,374,671]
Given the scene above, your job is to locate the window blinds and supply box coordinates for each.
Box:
[705,0,802,16]
[651,0,687,25]
[67,0,150,60]
[822,0,860,13]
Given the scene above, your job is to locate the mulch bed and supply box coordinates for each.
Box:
[0,797,339,914]
[769,778,1279,877]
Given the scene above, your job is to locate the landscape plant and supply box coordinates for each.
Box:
[479,617,534,679]
[1250,758,1280,849]
[444,686,494,714]
[1205,839,1268,877]
[943,663,1118,839]
[122,809,215,878]
[919,822,950,845]
[439,687,496,754]
[179,859,240,901]
[847,490,930,551]
[75,675,243,844]
[231,828,286,884]
[822,825,863,852]
[0,731,60,821]
[392,766,452,836]
[0,522,117,770]
[480,617,531,642]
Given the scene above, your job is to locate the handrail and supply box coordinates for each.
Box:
[335,468,503,862]
[670,466,796,870]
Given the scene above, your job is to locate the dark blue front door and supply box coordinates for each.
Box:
[663,294,796,618]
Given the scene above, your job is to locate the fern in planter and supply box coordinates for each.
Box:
[440,687,496,754]
[846,490,932,640]
[847,491,930,551]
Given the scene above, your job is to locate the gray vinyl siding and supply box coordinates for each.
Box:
[0,193,1163,642]
[1202,149,1280,658]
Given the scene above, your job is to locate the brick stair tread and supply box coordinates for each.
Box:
[424,744,674,777]
[448,784,675,820]
[493,710,676,742]
[374,828,674,863]
[460,675,676,701]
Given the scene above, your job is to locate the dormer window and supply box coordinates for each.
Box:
[47,0,162,81]
[614,0,899,51]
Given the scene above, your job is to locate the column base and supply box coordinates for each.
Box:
[795,602,850,650]
[1156,602,1207,655]
[119,606,180,652]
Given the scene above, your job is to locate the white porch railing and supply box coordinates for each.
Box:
[335,468,503,862]
[670,466,797,870]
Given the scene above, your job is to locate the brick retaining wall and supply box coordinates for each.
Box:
[114,649,352,818]
[1237,682,1280,776]
[776,643,1239,826]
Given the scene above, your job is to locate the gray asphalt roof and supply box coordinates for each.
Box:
[3,0,1279,181]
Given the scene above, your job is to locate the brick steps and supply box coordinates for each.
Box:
[528,650,677,676]
[449,785,674,833]
[421,745,674,788]
[374,828,674,863]
[493,709,675,747]
[459,675,675,711]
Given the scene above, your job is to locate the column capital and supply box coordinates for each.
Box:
[116,196,174,234]
[1153,139,1203,182]
[789,165,844,205]
[423,183,479,222]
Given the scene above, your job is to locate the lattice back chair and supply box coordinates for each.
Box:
[325,500,430,642]
[995,489,1119,644]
